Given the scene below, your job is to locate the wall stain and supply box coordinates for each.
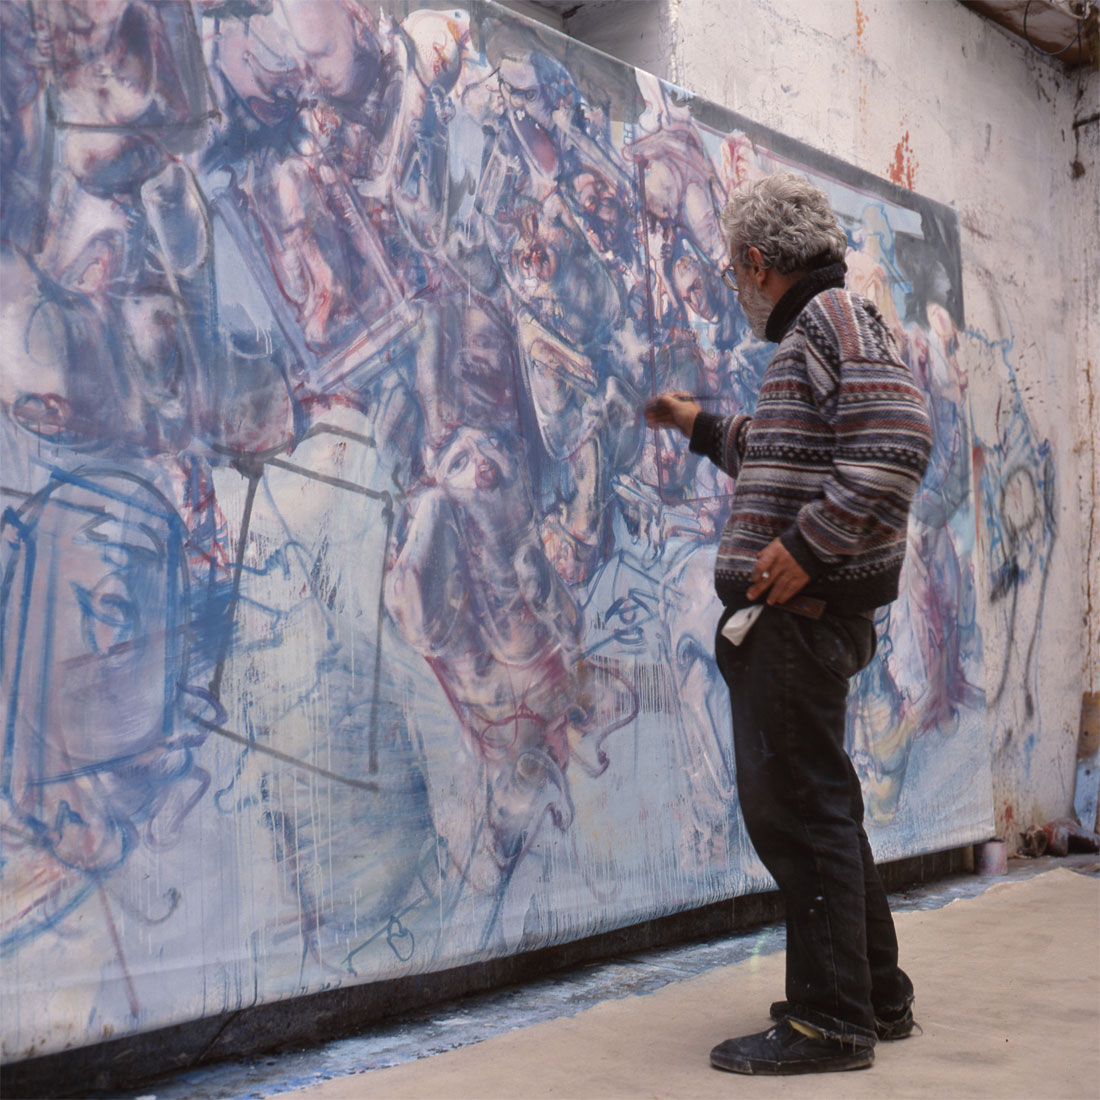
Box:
[854,2,869,130]
[888,130,918,190]
[855,1,868,51]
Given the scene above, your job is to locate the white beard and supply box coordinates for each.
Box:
[739,279,773,341]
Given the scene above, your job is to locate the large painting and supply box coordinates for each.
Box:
[0,0,991,1060]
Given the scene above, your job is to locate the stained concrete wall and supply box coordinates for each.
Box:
[555,0,1100,842]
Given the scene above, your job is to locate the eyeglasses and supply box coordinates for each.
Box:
[721,258,760,292]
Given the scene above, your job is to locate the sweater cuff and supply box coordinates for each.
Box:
[688,410,723,457]
[780,523,827,580]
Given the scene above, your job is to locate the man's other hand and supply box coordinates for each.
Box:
[644,393,700,439]
[747,538,810,605]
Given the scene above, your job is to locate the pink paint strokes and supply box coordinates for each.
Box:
[889,131,918,190]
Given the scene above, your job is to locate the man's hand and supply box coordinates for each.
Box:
[644,393,700,439]
[747,538,810,605]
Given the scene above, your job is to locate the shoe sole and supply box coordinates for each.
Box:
[710,1049,874,1075]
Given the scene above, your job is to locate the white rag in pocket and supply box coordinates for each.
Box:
[720,604,764,646]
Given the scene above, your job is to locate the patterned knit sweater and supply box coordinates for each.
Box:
[689,267,933,613]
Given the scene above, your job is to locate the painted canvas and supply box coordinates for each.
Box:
[0,0,991,1060]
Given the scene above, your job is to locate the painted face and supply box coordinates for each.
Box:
[673,256,718,321]
[457,305,518,417]
[513,229,558,285]
[284,0,382,104]
[498,57,553,131]
[436,428,514,496]
[573,172,624,250]
[2,474,187,772]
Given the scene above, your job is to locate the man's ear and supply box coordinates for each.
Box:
[743,246,770,288]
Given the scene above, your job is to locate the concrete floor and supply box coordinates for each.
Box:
[123,855,1100,1100]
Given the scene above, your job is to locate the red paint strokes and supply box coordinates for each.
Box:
[855,4,869,123]
[888,131,918,190]
[99,886,140,1018]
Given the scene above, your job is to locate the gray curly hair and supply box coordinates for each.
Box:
[720,172,847,275]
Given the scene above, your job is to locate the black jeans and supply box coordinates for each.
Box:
[715,605,911,1047]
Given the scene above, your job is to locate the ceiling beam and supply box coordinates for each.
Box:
[960,0,1098,66]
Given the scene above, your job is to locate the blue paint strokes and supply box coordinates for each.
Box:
[1,471,208,908]
[965,312,1056,732]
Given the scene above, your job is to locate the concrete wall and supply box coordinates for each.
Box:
[559,0,1100,847]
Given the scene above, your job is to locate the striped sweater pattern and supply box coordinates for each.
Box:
[690,286,933,612]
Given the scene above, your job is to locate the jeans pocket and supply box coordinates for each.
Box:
[810,615,875,680]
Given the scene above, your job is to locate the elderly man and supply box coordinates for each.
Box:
[646,172,932,1075]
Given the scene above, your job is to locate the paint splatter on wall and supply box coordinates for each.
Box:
[888,130,918,191]
[0,0,991,1060]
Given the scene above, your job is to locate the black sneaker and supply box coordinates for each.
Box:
[769,997,916,1040]
[710,1020,874,1075]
